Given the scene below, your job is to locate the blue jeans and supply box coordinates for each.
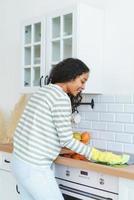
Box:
[12,154,64,200]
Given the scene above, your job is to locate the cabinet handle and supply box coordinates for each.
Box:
[40,75,44,87]
[16,184,20,194]
[44,75,49,85]
[4,159,10,163]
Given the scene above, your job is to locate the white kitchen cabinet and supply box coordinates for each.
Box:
[0,152,20,200]
[46,3,104,94]
[22,18,46,93]
[119,178,134,200]
[21,2,104,94]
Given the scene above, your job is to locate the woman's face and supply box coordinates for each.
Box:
[66,72,89,96]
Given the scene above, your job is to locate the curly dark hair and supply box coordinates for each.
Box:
[47,58,90,113]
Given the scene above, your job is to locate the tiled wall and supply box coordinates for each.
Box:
[74,94,134,154]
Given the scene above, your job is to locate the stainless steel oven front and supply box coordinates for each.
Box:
[55,164,119,200]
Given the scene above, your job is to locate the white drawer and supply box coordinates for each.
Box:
[0,152,12,171]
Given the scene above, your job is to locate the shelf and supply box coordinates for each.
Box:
[52,40,60,62]
[24,68,31,87]
[24,47,31,65]
[52,16,61,38]
[33,67,40,86]
[33,45,41,64]
[63,38,72,59]
[34,22,41,43]
[63,13,72,36]
[24,25,31,44]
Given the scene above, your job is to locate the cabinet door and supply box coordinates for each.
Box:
[119,178,134,200]
[47,3,104,94]
[22,18,46,92]
[76,3,104,94]
[46,8,74,76]
[0,170,20,200]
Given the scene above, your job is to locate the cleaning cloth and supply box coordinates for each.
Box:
[90,148,130,165]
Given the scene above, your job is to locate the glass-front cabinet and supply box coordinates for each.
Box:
[22,3,104,94]
[22,20,45,92]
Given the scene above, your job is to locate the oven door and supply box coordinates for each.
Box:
[56,178,118,200]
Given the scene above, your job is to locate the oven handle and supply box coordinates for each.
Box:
[59,184,113,200]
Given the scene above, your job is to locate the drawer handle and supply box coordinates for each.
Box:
[16,184,20,194]
[4,159,11,163]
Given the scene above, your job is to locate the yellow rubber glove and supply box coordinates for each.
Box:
[90,148,130,165]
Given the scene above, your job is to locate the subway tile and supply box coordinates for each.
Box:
[92,139,107,150]
[124,144,134,154]
[125,124,134,133]
[98,131,115,141]
[115,95,133,103]
[100,113,114,122]
[107,104,124,112]
[85,94,100,103]
[107,122,123,132]
[79,112,85,120]
[85,112,99,121]
[107,142,123,152]
[115,113,133,123]
[99,95,115,103]
[115,133,133,143]
[90,131,100,139]
[124,104,134,113]
[78,105,92,112]
[78,121,92,129]
[94,103,107,112]
[92,121,107,131]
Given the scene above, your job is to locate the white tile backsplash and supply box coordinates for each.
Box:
[107,142,123,152]
[100,113,114,122]
[115,95,133,103]
[76,94,134,154]
[125,124,134,133]
[85,112,99,121]
[99,95,115,103]
[115,113,133,123]
[107,122,123,132]
[107,104,124,112]
[124,104,134,113]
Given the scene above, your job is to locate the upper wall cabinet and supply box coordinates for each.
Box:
[22,18,46,93]
[46,3,104,94]
[21,3,104,94]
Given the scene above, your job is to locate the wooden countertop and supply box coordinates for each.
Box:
[0,144,134,180]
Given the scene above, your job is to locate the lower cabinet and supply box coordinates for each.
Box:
[0,151,20,200]
[0,170,20,200]
[119,178,134,200]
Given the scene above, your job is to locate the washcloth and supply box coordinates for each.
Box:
[90,148,130,165]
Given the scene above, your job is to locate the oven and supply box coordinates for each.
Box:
[55,164,119,200]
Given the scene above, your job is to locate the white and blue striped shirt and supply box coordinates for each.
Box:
[13,84,91,166]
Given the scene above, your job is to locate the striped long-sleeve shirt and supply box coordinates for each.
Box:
[13,84,91,166]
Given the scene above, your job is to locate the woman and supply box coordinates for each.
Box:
[12,58,129,200]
